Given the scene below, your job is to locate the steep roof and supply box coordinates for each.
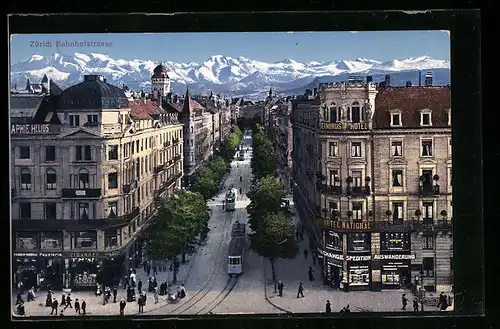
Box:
[129,99,166,120]
[49,80,63,96]
[152,64,169,79]
[373,86,451,129]
[10,95,45,118]
[181,87,204,115]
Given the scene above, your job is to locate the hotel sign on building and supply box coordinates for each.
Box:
[323,219,372,231]
[320,122,369,130]
[11,124,61,135]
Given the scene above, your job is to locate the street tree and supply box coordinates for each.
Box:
[251,128,276,179]
[246,176,288,231]
[144,191,209,283]
[249,211,298,283]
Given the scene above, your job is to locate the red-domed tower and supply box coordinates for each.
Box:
[151,62,171,100]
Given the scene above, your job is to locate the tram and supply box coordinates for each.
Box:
[228,237,246,276]
[225,188,237,211]
[231,221,246,237]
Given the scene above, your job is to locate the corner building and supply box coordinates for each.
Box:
[11,74,183,291]
[291,75,452,293]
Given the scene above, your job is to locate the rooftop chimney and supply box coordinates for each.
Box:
[384,74,391,87]
[366,75,373,83]
[425,71,433,86]
[406,81,412,87]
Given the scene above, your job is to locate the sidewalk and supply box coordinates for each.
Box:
[12,253,196,317]
[263,200,415,314]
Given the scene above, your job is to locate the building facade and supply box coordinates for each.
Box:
[11,74,183,291]
[291,73,452,293]
[269,101,293,192]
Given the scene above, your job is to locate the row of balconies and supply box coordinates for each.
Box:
[13,207,141,230]
[163,138,180,148]
[316,182,441,196]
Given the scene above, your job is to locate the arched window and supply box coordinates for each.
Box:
[78,169,90,189]
[46,169,57,190]
[20,169,31,190]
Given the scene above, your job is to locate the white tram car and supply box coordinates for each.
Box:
[228,237,246,276]
[225,188,237,211]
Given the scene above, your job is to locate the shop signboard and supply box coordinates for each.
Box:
[373,254,415,260]
[13,252,39,257]
[317,249,372,261]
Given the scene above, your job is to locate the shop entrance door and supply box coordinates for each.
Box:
[399,268,410,288]
[330,265,340,289]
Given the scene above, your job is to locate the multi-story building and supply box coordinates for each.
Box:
[272,100,294,192]
[178,87,213,186]
[10,74,183,291]
[291,73,452,293]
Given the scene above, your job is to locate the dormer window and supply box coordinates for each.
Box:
[390,111,402,127]
[420,110,432,127]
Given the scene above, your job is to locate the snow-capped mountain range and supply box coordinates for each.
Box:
[10,53,450,99]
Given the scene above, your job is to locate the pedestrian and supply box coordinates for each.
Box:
[74,298,81,314]
[340,306,345,314]
[130,271,137,288]
[148,277,153,292]
[153,265,158,276]
[413,298,419,312]
[295,229,300,241]
[27,287,35,302]
[119,299,126,315]
[61,293,66,306]
[16,291,24,305]
[401,293,408,310]
[147,265,151,277]
[138,294,144,313]
[138,279,143,293]
[45,290,53,307]
[325,300,332,313]
[65,293,73,309]
[143,260,148,273]
[50,298,58,315]
[123,276,129,290]
[17,281,24,293]
[303,248,308,260]
[437,292,445,309]
[59,309,64,316]
[344,305,351,313]
[16,301,25,316]
[296,281,304,298]
[179,283,186,298]
[154,287,159,304]
[308,266,315,281]
[277,280,284,297]
[113,286,118,303]
[81,299,86,315]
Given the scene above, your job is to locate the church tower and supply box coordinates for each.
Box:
[151,62,171,101]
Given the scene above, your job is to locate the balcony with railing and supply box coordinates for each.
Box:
[122,180,138,194]
[61,188,101,198]
[419,184,440,196]
[318,183,342,195]
[13,207,140,230]
[174,154,182,162]
[154,164,166,174]
[347,185,371,196]
[156,172,183,196]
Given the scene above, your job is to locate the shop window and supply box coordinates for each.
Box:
[104,229,119,248]
[46,169,57,190]
[73,231,97,249]
[44,202,57,220]
[422,257,434,277]
[422,234,434,250]
[380,232,410,251]
[40,231,63,249]
[78,169,90,188]
[108,172,118,189]
[349,265,370,286]
[45,146,56,161]
[351,142,361,157]
[107,201,117,218]
[325,231,342,250]
[328,142,338,156]
[20,169,32,190]
[15,231,38,249]
[19,202,31,220]
[348,233,370,252]
[19,146,30,159]
[71,258,98,287]
[108,145,118,160]
[421,140,433,157]
[391,141,403,157]
[392,170,403,187]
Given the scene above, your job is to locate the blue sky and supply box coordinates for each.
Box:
[10,31,450,63]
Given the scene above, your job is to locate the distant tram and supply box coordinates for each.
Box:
[231,221,246,237]
[228,237,246,275]
[238,149,245,161]
[225,188,237,211]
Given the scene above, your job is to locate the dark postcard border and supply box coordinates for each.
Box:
[7,9,483,329]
